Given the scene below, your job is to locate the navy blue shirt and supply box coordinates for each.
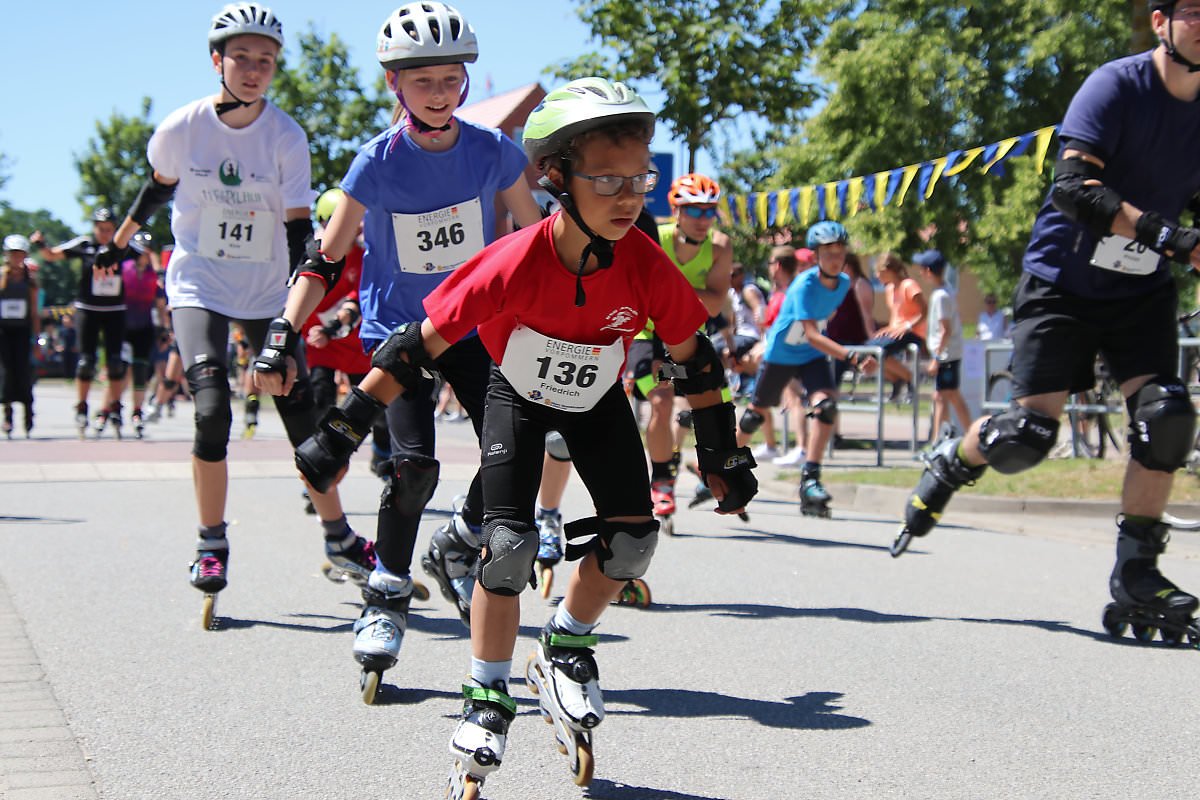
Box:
[1022,50,1200,299]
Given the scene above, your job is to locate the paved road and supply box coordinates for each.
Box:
[2,382,1200,799]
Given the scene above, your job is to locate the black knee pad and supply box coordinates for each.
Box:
[381,455,440,515]
[186,360,232,462]
[1128,376,1196,472]
[545,431,572,462]
[675,409,693,429]
[107,359,128,380]
[563,516,660,581]
[76,355,96,382]
[131,359,150,389]
[478,518,539,596]
[739,408,765,434]
[978,405,1059,474]
[808,397,838,425]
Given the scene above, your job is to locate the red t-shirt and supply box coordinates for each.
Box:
[764,292,786,327]
[301,244,371,373]
[424,214,708,375]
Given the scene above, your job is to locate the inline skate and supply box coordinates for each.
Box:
[890,436,985,557]
[525,621,603,787]
[420,496,478,627]
[1102,516,1200,647]
[2,405,11,439]
[535,508,564,598]
[353,571,414,704]
[446,679,517,800]
[75,401,89,440]
[242,394,258,440]
[188,537,229,631]
[131,408,145,440]
[799,463,831,519]
[650,477,676,537]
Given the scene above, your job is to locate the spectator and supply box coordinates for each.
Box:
[976,293,1011,340]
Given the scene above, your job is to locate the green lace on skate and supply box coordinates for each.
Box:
[461,684,517,716]
[545,632,599,649]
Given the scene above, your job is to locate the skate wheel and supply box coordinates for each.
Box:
[1161,628,1184,647]
[572,736,594,787]
[1188,630,1200,649]
[320,561,349,583]
[890,528,914,558]
[1101,604,1127,638]
[738,512,750,523]
[525,652,542,696]
[614,579,652,608]
[361,669,381,705]
[201,594,218,631]
[1132,623,1157,643]
[539,565,554,599]
[412,581,431,602]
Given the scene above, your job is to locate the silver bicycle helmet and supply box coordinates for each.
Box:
[377,2,478,71]
[208,3,284,53]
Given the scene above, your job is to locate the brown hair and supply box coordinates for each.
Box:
[877,252,908,278]
[553,118,654,175]
[843,252,865,281]
[770,245,797,277]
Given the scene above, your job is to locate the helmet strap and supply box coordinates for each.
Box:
[1161,9,1200,72]
[676,226,705,247]
[538,173,615,307]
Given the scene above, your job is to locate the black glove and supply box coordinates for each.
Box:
[94,243,132,271]
[1135,210,1200,264]
[253,317,298,376]
[295,387,386,492]
[696,446,758,513]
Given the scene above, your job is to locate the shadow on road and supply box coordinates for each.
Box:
[585,778,730,800]
[601,687,870,731]
[0,514,85,524]
[644,601,1107,641]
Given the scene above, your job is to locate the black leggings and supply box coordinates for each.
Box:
[481,366,652,526]
[0,326,34,405]
[74,308,124,378]
[174,307,318,460]
[373,335,491,576]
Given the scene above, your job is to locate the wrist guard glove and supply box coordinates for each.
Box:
[295,386,386,492]
[253,317,298,376]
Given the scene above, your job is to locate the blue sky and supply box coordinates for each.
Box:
[3,0,727,229]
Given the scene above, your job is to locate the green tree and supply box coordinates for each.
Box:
[74,97,171,246]
[722,0,1129,292]
[555,0,836,172]
[273,28,394,193]
[0,205,78,307]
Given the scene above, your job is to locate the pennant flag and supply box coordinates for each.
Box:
[895,164,922,206]
[725,125,1061,229]
[848,176,865,217]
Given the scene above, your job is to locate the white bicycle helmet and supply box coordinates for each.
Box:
[208,3,284,53]
[4,235,30,253]
[377,2,478,71]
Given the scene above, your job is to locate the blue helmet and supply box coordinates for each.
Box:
[806,220,848,249]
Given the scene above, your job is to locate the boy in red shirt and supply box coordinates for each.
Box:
[292,77,756,796]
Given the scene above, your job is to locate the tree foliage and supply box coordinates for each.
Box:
[555,0,836,172]
[273,28,394,194]
[721,0,1129,295]
[0,205,77,307]
[74,97,169,245]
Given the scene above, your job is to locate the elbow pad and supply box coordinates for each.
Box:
[129,175,177,225]
[285,217,314,271]
[289,234,345,293]
[1049,156,1122,240]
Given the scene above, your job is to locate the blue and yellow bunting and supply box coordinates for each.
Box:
[725,125,1060,229]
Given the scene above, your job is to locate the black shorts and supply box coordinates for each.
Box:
[1008,273,1178,397]
[864,330,926,358]
[626,336,669,400]
[751,358,835,408]
[933,359,961,391]
[482,366,652,523]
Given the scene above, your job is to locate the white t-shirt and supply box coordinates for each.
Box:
[148,98,316,319]
[730,284,763,339]
[977,309,1010,341]
[926,286,963,361]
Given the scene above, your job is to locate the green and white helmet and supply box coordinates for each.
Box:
[377,2,478,71]
[522,77,655,169]
[208,3,284,53]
